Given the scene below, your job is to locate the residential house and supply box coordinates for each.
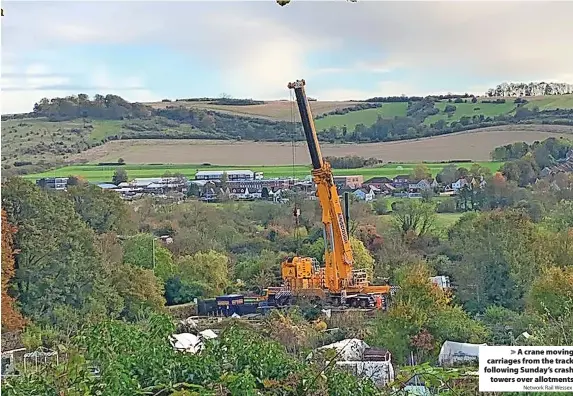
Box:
[333,175,364,189]
[392,175,410,189]
[228,187,262,200]
[408,179,433,192]
[451,178,469,192]
[363,177,392,189]
[227,179,291,190]
[470,177,487,189]
[352,187,375,202]
[540,167,552,178]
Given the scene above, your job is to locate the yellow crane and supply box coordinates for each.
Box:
[267,79,391,309]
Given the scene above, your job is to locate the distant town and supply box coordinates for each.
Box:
[35,168,488,203]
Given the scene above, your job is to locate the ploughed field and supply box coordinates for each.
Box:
[65,125,573,165]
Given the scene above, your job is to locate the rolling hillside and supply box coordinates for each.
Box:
[2,93,573,177]
[148,100,361,121]
[150,95,573,129]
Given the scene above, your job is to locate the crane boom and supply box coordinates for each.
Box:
[269,79,390,309]
[288,79,354,292]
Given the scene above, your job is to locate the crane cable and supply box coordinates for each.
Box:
[290,89,300,254]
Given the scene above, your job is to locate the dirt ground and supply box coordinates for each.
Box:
[75,125,573,165]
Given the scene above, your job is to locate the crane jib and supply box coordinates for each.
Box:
[337,213,349,244]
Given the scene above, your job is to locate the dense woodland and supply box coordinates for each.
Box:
[2,139,572,394]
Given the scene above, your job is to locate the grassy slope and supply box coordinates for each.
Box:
[314,103,408,130]
[424,100,517,125]
[524,95,573,110]
[24,161,504,183]
[1,119,124,164]
[164,95,573,126]
[378,211,463,238]
[148,100,361,121]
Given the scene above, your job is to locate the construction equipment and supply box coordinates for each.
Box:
[267,79,391,309]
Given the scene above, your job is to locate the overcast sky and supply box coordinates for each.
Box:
[2,0,573,114]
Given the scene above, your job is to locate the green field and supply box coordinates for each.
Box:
[524,94,573,110]
[24,161,504,183]
[378,208,464,238]
[311,95,573,129]
[424,101,517,125]
[314,103,408,130]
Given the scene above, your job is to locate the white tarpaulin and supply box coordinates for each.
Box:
[170,330,218,354]
[318,338,369,361]
[438,341,486,366]
[318,339,395,386]
[199,329,218,340]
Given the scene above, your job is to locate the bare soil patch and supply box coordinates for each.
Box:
[75,125,573,165]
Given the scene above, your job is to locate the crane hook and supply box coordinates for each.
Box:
[276,0,290,6]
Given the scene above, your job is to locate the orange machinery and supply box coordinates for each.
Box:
[267,80,391,309]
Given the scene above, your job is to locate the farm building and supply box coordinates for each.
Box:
[36,177,69,191]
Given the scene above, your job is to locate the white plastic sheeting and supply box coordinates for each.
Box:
[318,339,395,386]
[170,330,218,354]
[438,341,486,366]
[318,338,368,361]
[199,329,218,340]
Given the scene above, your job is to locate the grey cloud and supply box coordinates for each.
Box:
[3,1,572,94]
[2,85,149,92]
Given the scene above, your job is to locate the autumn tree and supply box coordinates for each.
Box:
[447,210,552,313]
[436,164,458,185]
[67,175,88,186]
[528,266,573,320]
[391,199,437,238]
[350,237,375,278]
[234,249,282,289]
[67,184,133,234]
[122,234,175,281]
[112,264,166,321]
[112,168,128,185]
[368,261,487,363]
[1,209,26,330]
[175,250,230,297]
[1,178,121,326]
[410,163,432,181]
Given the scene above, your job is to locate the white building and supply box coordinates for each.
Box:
[195,170,263,181]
